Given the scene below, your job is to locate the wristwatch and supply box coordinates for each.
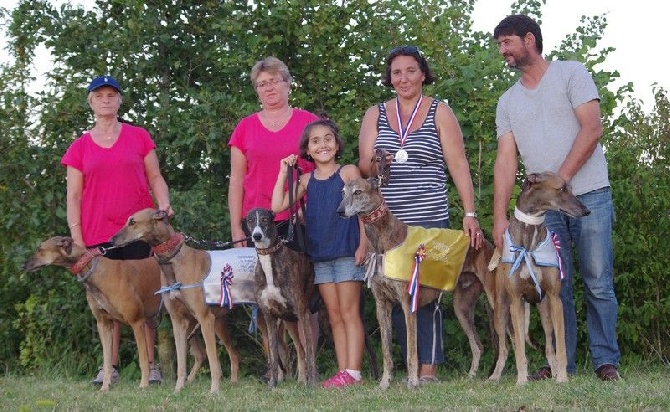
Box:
[464,212,478,219]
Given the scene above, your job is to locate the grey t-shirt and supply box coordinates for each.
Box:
[495,60,609,195]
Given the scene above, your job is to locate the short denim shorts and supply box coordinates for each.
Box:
[313,257,365,285]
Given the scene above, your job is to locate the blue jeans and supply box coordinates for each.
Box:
[544,186,620,373]
[392,218,449,366]
[314,257,365,284]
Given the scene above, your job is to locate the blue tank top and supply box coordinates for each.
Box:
[305,167,360,262]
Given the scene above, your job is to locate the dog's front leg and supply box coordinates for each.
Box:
[264,312,280,389]
[374,292,394,390]
[96,316,114,392]
[171,313,190,391]
[129,320,150,388]
[400,297,419,389]
[509,297,528,385]
[199,312,223,393]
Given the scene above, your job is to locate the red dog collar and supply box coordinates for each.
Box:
[361,200,388,224]
[69,247,103,275]
[152,232,185,256]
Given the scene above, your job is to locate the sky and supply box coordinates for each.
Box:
[472,0,666,110]
[1,0,666,111]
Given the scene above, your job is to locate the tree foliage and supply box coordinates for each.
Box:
[1,0,668,376]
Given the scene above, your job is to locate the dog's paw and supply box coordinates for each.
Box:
[406,378,419,390]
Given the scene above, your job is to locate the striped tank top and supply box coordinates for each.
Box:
[374,98,449,224]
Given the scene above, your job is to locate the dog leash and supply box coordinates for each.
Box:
[97,244,121,256]
[286,163,309,251]
[182,234,251,250]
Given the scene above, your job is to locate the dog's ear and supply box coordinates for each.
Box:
[370,150,381,178]
[369,177,380,191]
[55,236,74,255]
[522,173,541,190]
[370,149,391,187]
[153,209,168,221]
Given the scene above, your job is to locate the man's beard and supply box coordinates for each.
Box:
[505,48,531,70]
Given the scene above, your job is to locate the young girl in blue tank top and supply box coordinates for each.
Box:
[271,117,367,388]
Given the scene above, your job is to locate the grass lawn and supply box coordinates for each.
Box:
[2,363,668,411]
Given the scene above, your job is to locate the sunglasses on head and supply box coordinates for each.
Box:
[388,45,422,57]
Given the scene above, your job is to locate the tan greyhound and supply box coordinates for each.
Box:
[111,209,256,393]
[23,236,162,392]
[488,172,590,385]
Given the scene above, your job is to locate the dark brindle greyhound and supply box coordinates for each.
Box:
[111,209,256,393]
[337,176,497,389]
[488,172,590,385]
[23,236,162,392]
[246,207,318,388]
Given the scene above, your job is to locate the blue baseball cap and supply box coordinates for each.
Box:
[87,76,122,93]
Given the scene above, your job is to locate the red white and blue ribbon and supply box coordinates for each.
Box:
[395,95,423,147]
[407,244,426,313]
[551,232,564,280]
[219,264,234,309]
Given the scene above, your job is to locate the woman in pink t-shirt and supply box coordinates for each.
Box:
[228,57,317,247]
[61,75,172,386]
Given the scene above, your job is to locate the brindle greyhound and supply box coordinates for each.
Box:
[336,176,497,389]
[111,209,256,393]
[246,207,318,388]
[368,149,497,382]
[487,172,590,385]
[23,236,162,392]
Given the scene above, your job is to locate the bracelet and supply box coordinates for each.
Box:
[69,222,81,229]
[464,212,478,219]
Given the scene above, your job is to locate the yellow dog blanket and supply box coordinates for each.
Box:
[383,225,470,291]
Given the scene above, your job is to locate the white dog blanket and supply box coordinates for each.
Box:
[202,248,258,308]
[501,229,561,296]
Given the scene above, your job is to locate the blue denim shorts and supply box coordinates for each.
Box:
[313,257,365,284]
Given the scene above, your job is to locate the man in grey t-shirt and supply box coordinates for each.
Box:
[492,14,620,382]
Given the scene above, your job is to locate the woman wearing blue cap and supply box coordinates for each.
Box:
[61,75,173,385]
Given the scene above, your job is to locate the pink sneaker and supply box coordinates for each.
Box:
[321,370,360,388]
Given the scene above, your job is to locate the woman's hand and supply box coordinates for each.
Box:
[159,204,175,217]
[231,224,248,248]
[463,215,483,250]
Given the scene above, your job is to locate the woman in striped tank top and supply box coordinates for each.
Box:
[358,46,483,383]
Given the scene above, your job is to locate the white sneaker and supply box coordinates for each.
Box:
[92,366,119,385]
[149,363,163,384]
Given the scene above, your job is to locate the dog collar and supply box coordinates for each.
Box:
[361,200,388,224]
[514,207,545,225]
[255,241,283,255]
[69,247,103,276]
[152,232,185,259]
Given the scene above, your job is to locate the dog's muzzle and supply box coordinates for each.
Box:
[251,226,264,242]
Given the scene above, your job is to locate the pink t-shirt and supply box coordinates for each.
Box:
[61,123,156,246]
[229,108,317,221]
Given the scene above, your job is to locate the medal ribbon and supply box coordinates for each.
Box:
[407,244,426,313]
[395,95,423,148]
[219,264,234,309]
